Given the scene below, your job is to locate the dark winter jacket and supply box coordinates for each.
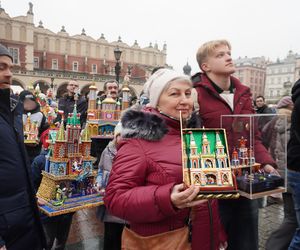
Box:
[256,104,276,131]
[287,79,300,171]
[192,73,275,167]
[57,94,87,126]
[0,88,45,249]
[104,108,226,250]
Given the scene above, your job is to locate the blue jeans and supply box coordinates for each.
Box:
[219,197,259,250]
[288,170,300,249]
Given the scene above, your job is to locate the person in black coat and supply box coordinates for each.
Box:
[255,95,276,131]
[0,43,45,250]
[56,80,87,126]
[287,78,300,249]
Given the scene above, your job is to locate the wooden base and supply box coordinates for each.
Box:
[238,187,286,199]
[38,194,104,217]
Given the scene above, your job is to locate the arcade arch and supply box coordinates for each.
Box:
[33,80,50,94]
[56,82,69,99]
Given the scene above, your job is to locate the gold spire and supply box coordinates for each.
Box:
[121,78,130,92]
[56,121,66,141]
[89,84,97,91]
[81,126,91,142]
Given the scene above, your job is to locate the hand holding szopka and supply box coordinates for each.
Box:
[171,184,207,209]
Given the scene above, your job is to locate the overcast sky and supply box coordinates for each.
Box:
[2,0,300,74]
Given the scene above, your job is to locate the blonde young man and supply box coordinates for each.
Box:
[192,40,277,250]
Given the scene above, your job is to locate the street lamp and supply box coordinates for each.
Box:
[114,46,122,83]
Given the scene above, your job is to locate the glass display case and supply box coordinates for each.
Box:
[220,113,287,199]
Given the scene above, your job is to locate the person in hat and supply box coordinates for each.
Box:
[0,43,45,250]
[104,68,227,250]
[19,89,49,164]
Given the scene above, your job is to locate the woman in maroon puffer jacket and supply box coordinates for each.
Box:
[104,68,227,250]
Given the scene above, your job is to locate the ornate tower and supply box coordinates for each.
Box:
[215,132,228,168]
[87,84,98,119]
[201,132,211,154]
[121,76,130,110]
[189,132,200,168]
[66,105,81,156]
[53,119,66,159]
[100,95,117,120]
[81,126,92,157]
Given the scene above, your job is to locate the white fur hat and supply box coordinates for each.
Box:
[143,68,192,108]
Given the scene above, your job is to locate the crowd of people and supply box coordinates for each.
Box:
[1,38,300,250]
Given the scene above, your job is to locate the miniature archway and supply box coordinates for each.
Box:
[56,82,69,99]
[33,80,50,94]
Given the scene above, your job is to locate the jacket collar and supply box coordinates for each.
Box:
[192,73,248,93]
[192,72,251,110]
[121,108,169,141]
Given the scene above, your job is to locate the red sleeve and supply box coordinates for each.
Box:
[104,139,178,223]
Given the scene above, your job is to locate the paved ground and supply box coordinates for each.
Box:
[65,201,285,250]
[258,201,284,249]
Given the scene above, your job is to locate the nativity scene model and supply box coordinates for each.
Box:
[23,113,39,144]
[87,79,131,138]
[182,127,285,199]
[182,128,239,199]
[37,104,103,216]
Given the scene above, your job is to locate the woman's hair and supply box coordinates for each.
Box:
[196,39,231,70]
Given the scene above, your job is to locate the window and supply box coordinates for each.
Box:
[8,47,19,64]
[34,57,39,68]
[72,61,78,72]
[278,77,281,83]
[91,64,97,73]
[52,59,58,70]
